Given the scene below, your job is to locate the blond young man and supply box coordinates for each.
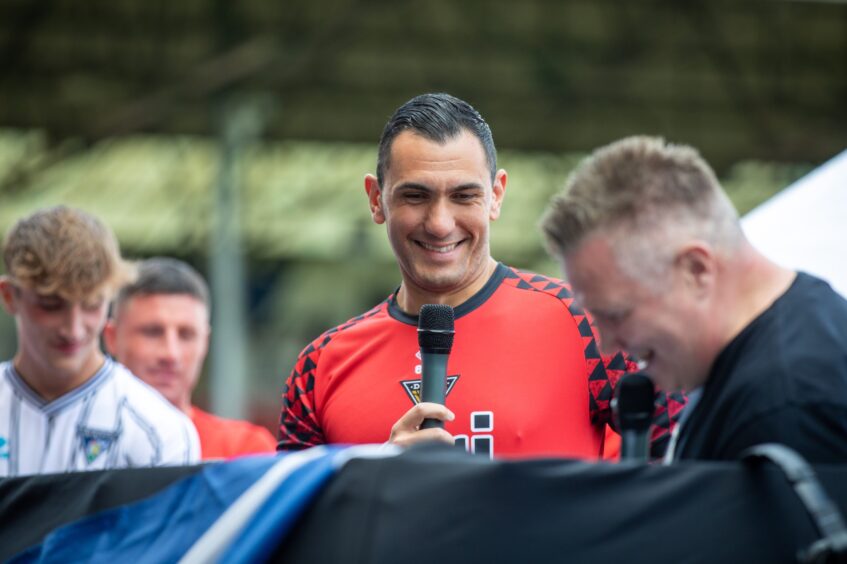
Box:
[0,206,199,476]
[541,136,847,463]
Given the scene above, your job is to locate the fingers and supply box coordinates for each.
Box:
[388,402,455,448]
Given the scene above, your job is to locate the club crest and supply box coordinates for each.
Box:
[79,428,118,464]
[400,375,459,405]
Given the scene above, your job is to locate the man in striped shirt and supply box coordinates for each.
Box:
[0,206,199,477]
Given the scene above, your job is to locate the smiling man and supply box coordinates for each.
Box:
[0,207,199,477]
[278,93,683,459]
[105,258,277,460]
[541,136,847,463]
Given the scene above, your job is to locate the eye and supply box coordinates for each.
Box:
[140,326,165,337]
[598,309,629,326]
[81,299,104,312]
[37,300,64,312]
[179,328,198,341]
[452,192,476,202]
[402,191,428,203]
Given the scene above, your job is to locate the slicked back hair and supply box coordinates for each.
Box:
[376,93,497,187]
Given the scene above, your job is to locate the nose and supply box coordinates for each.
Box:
[62,305,87,341]
[596,325,625,357]
[423,198,455,239]
[159,331,180,364]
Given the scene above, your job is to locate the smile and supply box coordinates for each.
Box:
[417,241,460,253]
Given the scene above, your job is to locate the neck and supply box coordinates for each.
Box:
[14,350,105,402]
[396,258,498,316]
[720,243,795,347]
[178,398,193,416]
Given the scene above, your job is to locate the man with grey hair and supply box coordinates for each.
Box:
[541,135,847,463]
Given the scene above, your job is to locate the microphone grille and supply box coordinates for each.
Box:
[418,304,455,352]
[613,372,655,432]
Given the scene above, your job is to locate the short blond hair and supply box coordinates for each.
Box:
[541,136,741,281]
[3,206,135,301]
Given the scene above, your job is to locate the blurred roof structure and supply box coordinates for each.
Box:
[0,129,809,264]
[0,0,845,172]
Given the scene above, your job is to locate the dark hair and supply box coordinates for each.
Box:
[376,93,497,186]
[114,257,210,315]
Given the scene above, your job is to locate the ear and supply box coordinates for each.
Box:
[364,174,386,225]
[102,319,118,356]
[200,323,211,357]
[489,169,507,221]
[675,243,716,298]
[0,277,18,315]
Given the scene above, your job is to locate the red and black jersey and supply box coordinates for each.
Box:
[279,263,683,459]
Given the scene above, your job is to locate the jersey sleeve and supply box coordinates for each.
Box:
[278,339,326,451]
[646,388,687,459]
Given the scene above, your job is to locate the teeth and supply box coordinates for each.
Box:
[634,351,653,371]
[419,242,458,253]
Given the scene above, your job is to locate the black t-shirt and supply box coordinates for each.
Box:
[676,272,847,463]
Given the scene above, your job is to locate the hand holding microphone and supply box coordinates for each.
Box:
[387,304,456,447]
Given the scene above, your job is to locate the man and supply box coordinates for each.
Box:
[279,93,683,459]
[104,257,277,460]
[541,135,847,463]
[0,206,199,477]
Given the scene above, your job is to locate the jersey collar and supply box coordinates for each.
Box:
[387,262,508,325]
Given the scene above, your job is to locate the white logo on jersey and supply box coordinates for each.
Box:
[454,411,494,459]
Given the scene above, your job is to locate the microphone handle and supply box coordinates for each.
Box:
[420,352,448,430]
[620,429,650,461]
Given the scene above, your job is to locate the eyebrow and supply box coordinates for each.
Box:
[393,182,486,192]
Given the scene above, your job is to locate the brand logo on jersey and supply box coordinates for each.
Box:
[400,375,459,405]
[0,436,9,460]
[79,428,118,464]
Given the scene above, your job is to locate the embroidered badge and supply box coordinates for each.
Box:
[79,428,118,464]
[400,375,459,405]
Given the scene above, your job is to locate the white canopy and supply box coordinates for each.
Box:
[742,149,847,298]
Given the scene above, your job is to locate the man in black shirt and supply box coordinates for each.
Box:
[541,136,847,463]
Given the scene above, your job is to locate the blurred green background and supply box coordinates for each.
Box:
[0,0,843,431]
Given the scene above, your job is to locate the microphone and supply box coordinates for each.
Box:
[417,304,455,430]
[612,372,655,461]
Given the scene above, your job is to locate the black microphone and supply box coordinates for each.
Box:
[612,372,655,461]
[417,304,455,430]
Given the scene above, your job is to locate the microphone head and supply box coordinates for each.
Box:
[613,372,655,433]
[417,304,455,354]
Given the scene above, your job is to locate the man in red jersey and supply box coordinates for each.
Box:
[105,257,277,460]
[279,93,684,459]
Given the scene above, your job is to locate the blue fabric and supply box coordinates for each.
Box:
[222,447,345,563]
[11,455,279,563]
